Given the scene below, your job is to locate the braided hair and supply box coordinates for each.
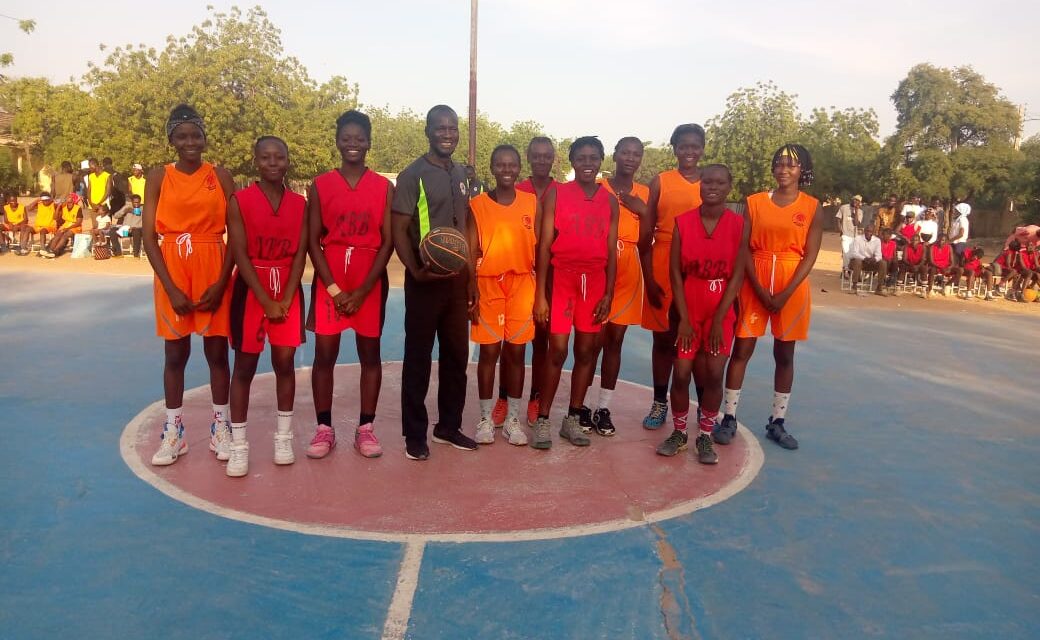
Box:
[771,144,814,187]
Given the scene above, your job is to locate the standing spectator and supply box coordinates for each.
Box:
[128,163,147,203]
[85,158,111,231]
[37,164,54,194]
[847,225,888,296]
[930,196,947,237]
[948,202,971,258]
[464,164,487,199]
[835,194,863,270]
[52,162,75,201]
[109,193,144,258]
[875,194,899,234]
[103,157,127,214]
[391,105,478,461]
[901,194,924,220]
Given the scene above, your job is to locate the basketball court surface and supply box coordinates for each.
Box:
[1,270,1037,639]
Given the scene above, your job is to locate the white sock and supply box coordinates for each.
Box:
[213,403,230,423]
[479,398,493,420]
[506,396,521,421]
[723,388,741,417]
[276,411,293,435]
[165,407,183,429]
[772,392,791,421]
[231,421,247,443]
[597,387,614,411]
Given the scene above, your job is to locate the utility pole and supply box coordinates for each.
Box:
[468,0,478,167]
[1014,104,1025,151]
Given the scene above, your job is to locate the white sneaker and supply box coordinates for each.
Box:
[475,417,495,444]
[502,417,529,446]
[209,418,232,461]
[151,425,187,466]
[226,442,249,477]
[943,285,952,297]
[273,432,295,465]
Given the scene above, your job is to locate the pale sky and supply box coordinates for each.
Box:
[4,0,1039,147]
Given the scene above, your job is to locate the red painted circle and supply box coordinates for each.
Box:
[130,363,755,537]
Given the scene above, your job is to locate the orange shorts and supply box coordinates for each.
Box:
[60,223,80,233]
[154,234,231,340]
[736,253,811,341]
[471,272,536,344]
[641,239,673,332]
[608,242,643,326]
[33,224,57,234]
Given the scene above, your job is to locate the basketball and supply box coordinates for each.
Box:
[1024,287,1038,303]
[419,226,469,275]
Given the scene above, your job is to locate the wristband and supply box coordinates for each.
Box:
[326,283,342,297]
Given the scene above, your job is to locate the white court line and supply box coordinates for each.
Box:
[381,541,426,640]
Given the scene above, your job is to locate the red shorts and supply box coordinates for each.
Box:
[307,245,385,338]
[677,279,735,359]
[550,267,606,335]
[230,266,305,353]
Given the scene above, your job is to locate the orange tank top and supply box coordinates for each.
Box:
[154,162,227,237]
[746,191,819,258]
[655,169,701,243]
[598,178,648,244]
[470,190,538,276]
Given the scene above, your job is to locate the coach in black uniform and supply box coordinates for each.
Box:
[392,105,478,460]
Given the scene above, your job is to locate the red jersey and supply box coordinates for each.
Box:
[905,243,924,265]
[551,181,611,272]
[881,239,896,261]
[962,249,981,272]
[931,243,952,269]
[516,178,557,200]
[995,249,1014,269]
[235,183,306,267]
[900,223,917,242]
[1019,249,1036,270]
[313,169,391,249]
[677,208,744,309]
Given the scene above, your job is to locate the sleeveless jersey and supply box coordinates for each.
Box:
[516,177,557,200]
[745,191,819,257]
[931,244,952,269]
[34,202,57,227]
[551,181,611,272]
[1020,248,1036,270]
[905,244,924,265]
[155,162,226,236]
[234,183,306,267]
[655,169,701,243]
[128,175,147,202]
[881,239,896,261]
[677,208,744,284]
[314,169,390,249]
[88,171,110,204]
[61,203,81,225]
[4,203,26,225]
[962,248,981,271]
[598,178,648,244]
[470,190,537,276]
[900,223,917,242]
[994,250,1013,268]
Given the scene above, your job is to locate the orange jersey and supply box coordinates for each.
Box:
[60,204,81,225]
[470,190,537,276]
[155,162,227,237]
[34,202,57,228]
[598,178,648,244]
[745,191,819,258]
[3,203,26,225]
[655,169,701,243]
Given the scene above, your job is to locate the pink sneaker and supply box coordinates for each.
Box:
[354,423,383,458]
[306,425,336,459]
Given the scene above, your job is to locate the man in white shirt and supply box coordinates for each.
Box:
[948,202,971,259]
[901,195,925,220]
[835,195,863,270]
[847,226,887,296]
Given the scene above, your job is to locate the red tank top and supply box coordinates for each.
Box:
[931,244,952,269]
[881,239,896,261]
[905,244,924,265]
[516,177,557,200]
[1020,249,1035,270]
[900,223,917,242]
[963,249,980,271]
[677,208,744,283]
[235,183,306,267]
[314,169,390,249]
[551,181,611,271]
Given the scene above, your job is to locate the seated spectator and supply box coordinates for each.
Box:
[27,192,58,254]
[40,194,83,258]
[958,246,994,301]
[847,225,888,296]
[991,241,1022,300]
[2,194,31,255]
[925,235,960,299]
[91,204,113,249]
[1015,243,1038,301]
[898,234,927,293]
[879,228,899,291]
[917,209,939,245]
[108,194,144,258]
[897,212,918,247]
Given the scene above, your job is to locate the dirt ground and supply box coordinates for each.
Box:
[1,232,1036,316]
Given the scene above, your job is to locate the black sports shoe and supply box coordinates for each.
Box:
[577,405,594,434]
[713,414,738,445]
[592,408,616,437]
[695,432,719,464]
[656,429,688,457]
[431,426,478,451]
[405,440,430,460]
[765,418,799,450]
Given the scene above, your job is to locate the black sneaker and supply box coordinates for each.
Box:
[405,440,429,460]
[656,429,688,456]
[431,426,478,451]
[765,418,799,450]
[713,414,738,445]
[577,405,594,434]
[592,408,616,437]
[695,432,719,464]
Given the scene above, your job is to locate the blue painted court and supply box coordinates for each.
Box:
[1,270,1038,639]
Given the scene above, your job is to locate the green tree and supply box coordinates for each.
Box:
[0,16,35,70]
[799,107,881,201]
[1014,136,1040,223]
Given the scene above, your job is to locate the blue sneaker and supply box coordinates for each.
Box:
[765,417,798,450]
[642,401,668,430]
[713,414,738,445]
